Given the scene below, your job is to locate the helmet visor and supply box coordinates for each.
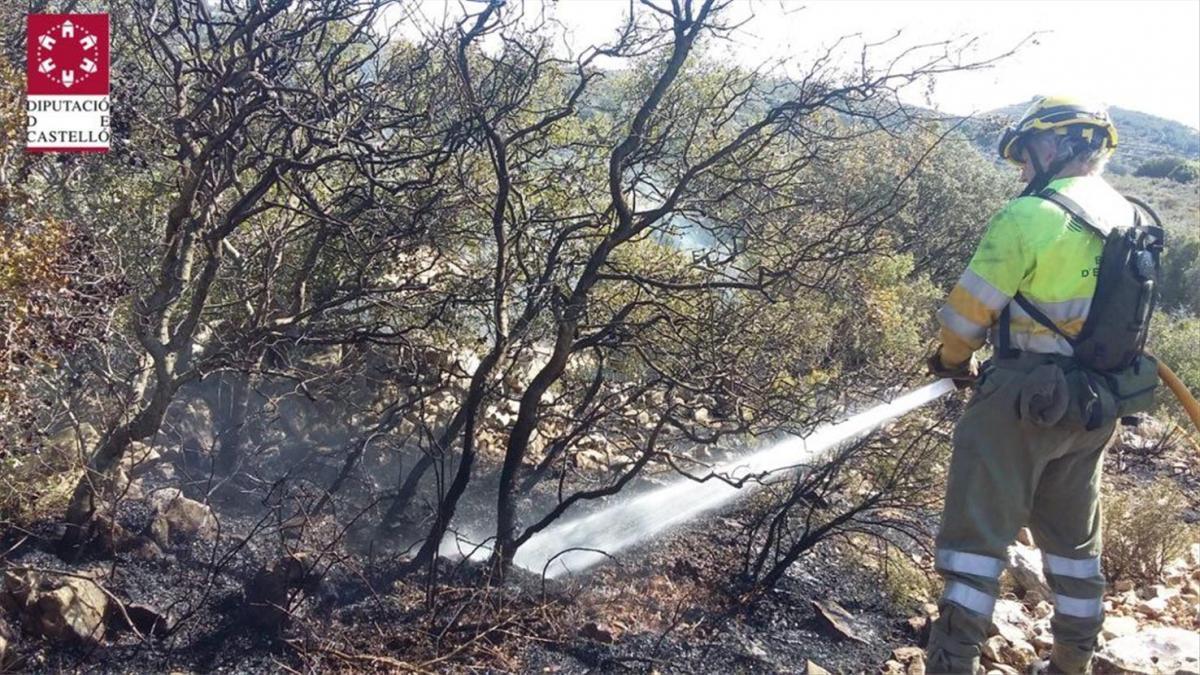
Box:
[998,126,1025,164]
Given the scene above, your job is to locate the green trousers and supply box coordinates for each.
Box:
[926,353,1116,675]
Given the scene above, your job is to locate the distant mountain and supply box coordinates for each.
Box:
[959,100,1200,173]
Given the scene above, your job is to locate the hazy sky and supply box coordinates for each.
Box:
[403,0,1200,130]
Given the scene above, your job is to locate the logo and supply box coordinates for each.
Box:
[26,14,110,152]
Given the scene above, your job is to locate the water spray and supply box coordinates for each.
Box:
[441,378,957,577]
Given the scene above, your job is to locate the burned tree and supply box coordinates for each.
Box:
[58,0,461,550]
[368,0,1016,575]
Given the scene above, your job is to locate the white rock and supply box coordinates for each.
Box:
[990,599,1032,643]
[1033,601,1053,620]
[1102,615,1139,640]
[745,639,768,658]
[982,635,1007,662]
[3,571,108,645]
[1096,628,1200,674]
[1152,584,1180,600]
[1006,543,1051,599]
[1137,596,1169,618]
[892,646,924,663]
[1002,639,1038,670]
[1016,527,1034,547]
[804,660,831,675]
[147,488,216,547]
[120,441,162,475]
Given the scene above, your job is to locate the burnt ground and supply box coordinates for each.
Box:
[2,414,1196,674]
[1,472,918,674]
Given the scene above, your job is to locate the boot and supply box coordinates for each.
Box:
[1047,642,1094,674]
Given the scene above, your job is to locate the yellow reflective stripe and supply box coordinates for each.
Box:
[1008,317,1086,337]
[943,581,996,616]
[1054,593,1103,618]
[957,268,1011,310]
[1044,554,1102,579]
[938,306,987,342]
[946,287,1000,328]
[936,549,1006,579]
[938,328,978,367]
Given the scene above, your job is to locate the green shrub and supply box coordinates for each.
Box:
[1150,312,1200,423]
[1134,156,1200,183]
[1159,235,1200,314]
[845,538,938,612]
[1107,160,1131,176]
[1102,479,1194,583]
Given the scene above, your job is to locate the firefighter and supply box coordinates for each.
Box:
[923,97,1137,674]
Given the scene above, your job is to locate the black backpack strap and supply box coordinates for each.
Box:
[998,304,1013,357]
[1012,293,1078,347]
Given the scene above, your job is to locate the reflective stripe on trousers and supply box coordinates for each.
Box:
[1054,593,1103,618]
[943,580,996,617]
[936,548,1006,579]
[1044,553,1105,618]
[1044,553,1102,579]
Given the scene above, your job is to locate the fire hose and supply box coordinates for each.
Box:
[1156,357,1200,435]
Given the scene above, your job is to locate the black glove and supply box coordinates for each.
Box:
[926,347,979,390]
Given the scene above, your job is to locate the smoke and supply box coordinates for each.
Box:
[441,379,956,577]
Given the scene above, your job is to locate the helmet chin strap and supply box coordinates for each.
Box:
[1020,138,1078,197]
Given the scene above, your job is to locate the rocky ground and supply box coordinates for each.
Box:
[1,416,1197,674]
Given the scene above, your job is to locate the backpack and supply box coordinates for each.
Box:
[1001,188,1166,373]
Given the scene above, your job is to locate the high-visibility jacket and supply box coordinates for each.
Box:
[937,175,1135,367]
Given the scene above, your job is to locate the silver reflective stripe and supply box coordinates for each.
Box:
[944,581,996,616]
[1011,330,1073,356]
[1044,553,1102,579]
[958,268,1011,310]
[936,549,1006,579]
[938,306,987,341]
[1054,593,1103,618]
[1010,296,1092,323]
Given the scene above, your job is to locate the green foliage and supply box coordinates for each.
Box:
[1135,156,1200,183]
[1,55,124,470]
[1150,313,1200,423]
[1159,236,1200,315]
[894,129,1016,288]
[843,539,937,612]
[1106,159,1132,176]
[1102,479,1195,583]
[853,253,941,370]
